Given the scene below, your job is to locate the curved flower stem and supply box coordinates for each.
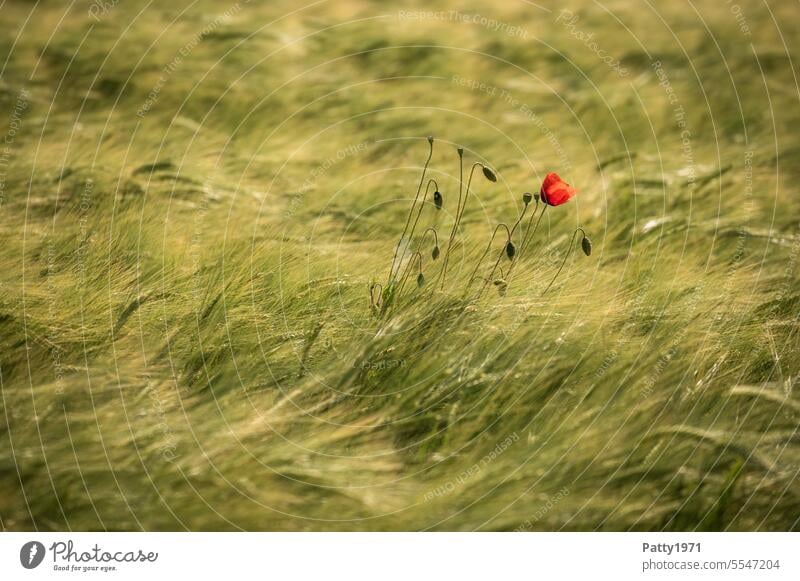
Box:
[440,161,487,289]
[388,138,434,286]
[466,223,511,291]
[517,200,544,256]
[506,202,546,282]
[404,177,438,253]
[392,178,438,287]
[508,200,530,239]
[477,227,516,298]
[396,251,423,297]
[457,163,485,226]
[438,148,463,289]
[421,226,439,251]
[474,201,531,297]
[478,203,531,298]
[542,227,586,295]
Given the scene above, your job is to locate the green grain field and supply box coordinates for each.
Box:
[1,0,799,531]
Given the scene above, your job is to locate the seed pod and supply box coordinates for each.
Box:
[522,192,532,205]
[534,193,540,203]
[432,246,440,260]
[433,190,443,209]
[417,272,425,287]
[506,241,516,259]
[427,135,434,144]
[482,166,497,182]
[581,236,592,256]
[457,147,464,156]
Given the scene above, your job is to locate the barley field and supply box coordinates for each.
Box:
[1,0,799,531]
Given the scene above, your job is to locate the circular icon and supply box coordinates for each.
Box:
[19,541,45,569]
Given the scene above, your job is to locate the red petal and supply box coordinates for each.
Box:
[548,184,575,206]
[541,172,562,193]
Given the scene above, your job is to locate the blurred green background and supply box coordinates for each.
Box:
[0,0,798,530]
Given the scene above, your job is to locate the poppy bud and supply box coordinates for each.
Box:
[432,246,440,260]
[581,236,592,256]
[433,190,442,209]
[522,192,532,205]
[427,135,434,144]
[482,166,497,182]
[417,272,425,287]
[457,147,464,156]
[506,241,516,259]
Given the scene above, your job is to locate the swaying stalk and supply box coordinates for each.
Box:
[542,227,587,295]
[440,160,493,289]
[466,223,511,291]
[476,198,533,297]
[438,147,463,289]
[506,201,546,282]
[396,251,423,297]
[388,137,434,286]
[404,178,438,258]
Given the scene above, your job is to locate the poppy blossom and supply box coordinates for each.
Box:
[540,172,576,206]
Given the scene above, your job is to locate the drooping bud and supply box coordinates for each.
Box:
[581,236,592,256]
[482,166,497,182]
[417,272,425,287]
[506,241,516,259]
[433,190,443,209]
[522,192,532,205]
[432,246,440,260]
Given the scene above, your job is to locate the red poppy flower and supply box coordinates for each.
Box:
[540,172,576,206]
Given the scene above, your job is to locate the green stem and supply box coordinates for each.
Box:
[441,161,485,289]
[478,234,514,298]
[438,148,463,289]
[404,178,438,258]
[542,228,586,295]
[507,202,546,282]
[508,199,530,239]
[422,226,439,251]
[472,199,531,298]
[396,251,423,297]
[388,138,434,286]
[466,223,511,291]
